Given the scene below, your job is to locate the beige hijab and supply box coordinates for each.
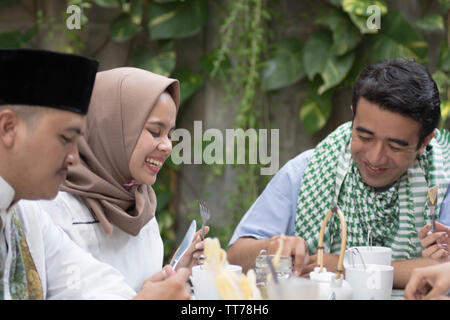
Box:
[60,67,180,236]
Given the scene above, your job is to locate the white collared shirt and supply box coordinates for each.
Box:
[17,191,164,292]
[1,175,136,300]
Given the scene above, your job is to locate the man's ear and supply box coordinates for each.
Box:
[418,131,435,156]
[0,109,20,148]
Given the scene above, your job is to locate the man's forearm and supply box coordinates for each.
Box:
[392,257,439,289]
[227,237,269,273]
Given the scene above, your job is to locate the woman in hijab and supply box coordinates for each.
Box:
[17,67,206,293]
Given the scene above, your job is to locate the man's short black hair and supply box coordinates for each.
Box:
[352,58,441,148]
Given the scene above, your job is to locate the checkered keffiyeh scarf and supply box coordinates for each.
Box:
[295,122,450,260]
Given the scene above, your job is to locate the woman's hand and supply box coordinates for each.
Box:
[175,226,210,270]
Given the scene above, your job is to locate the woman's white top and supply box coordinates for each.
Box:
[1,176,136,300]
[18,191,164,292]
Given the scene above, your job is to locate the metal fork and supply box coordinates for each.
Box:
[426,186,438,232]
[197,200,211,265]
[198,200,211,239]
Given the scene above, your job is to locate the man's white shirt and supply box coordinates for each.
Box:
[0,175,136,300]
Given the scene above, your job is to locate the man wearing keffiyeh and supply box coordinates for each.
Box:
[228,58,450,289]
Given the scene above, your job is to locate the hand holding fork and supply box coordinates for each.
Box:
[197,200,211,264]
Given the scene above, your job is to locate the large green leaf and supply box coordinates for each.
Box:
[148,0,208,39]
[341,56,366,88]
[318,51,355,94]
[0,28,36,49]
[346,11,379,34]
[367,36,420,62]
[300,80,333,135]
[171,68,204,105]
[132,43,176,76]
[261,39,305,91]
[130,0,143,25]
[316,8,362,55]
[438,42,450,72]
[110,14,140,42]
[303,29,355,93]
[328,0,343,7]
[303,30,333,80]
[415,13,444,31]
[433,70,450,98]
[441,100,450,128]
[366,10,428,62]
[342,0,387,17]
[91,0,121,8]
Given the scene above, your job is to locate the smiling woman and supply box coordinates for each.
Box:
[129,91,177,186]
[16,67,207,295]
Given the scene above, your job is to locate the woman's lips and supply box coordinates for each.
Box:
[145,162,160,173]
[145,156,165,173]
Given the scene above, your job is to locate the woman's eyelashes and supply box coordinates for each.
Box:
[148,128,173,141]
[60,135,73,145]
[148,129,160,137]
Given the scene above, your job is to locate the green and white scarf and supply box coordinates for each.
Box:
[295,122,450,260]
[0,207,43,300]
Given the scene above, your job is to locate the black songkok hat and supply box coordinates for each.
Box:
[0,49,99,115]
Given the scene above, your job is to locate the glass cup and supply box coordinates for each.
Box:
[254,250,293,296]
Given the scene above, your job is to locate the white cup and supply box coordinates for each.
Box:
[345,263,394,300]
[344,246,392,268]
[191,264,242,300]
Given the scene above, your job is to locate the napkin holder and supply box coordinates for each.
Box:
[309,206,353,300]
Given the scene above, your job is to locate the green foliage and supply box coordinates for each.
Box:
[315,8,362,55]
[203,0,271,248]
[148,0,208,39]
[261,39,305,91]
[132,43,176,76]
[342,0,387,16]
[0,0,448,256]
[250,1,446,135]
[300,79,333,135]
[416,13,444,31]
[0,0,209,261]
[91,0,121,8]
[171,68,204,105]
[0,28,36,49]
[110,13,141,42]
[366,10,428,62]
[434,43,450,128]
